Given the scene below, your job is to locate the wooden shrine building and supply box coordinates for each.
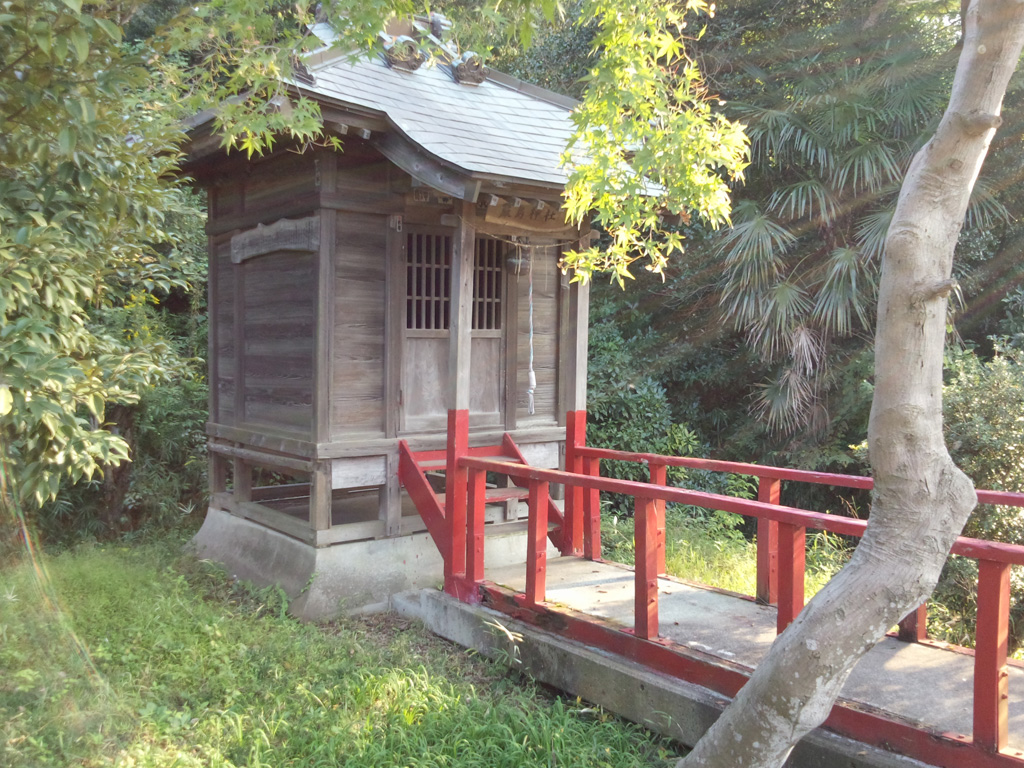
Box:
[184,21,590,616]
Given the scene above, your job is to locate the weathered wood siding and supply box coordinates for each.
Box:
[330,210,388,438]
[241,250,315,435]
[207,151,319,236]
[515,243,560,424]
[211,233,235,423]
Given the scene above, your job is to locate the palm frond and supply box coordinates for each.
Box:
[854,208,894,262]
[832,138,902,193]
[751,365,817,433]
[813,247,874,335]
[965,178,1012,229]
[745,280,812,361]
[767,179,839,225]
[718,202,796,326]
[788,325,824,377]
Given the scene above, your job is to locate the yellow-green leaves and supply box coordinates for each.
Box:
[561,0,748,284]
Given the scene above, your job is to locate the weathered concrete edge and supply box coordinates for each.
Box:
[189,507,554,620]
[394,588,934,768]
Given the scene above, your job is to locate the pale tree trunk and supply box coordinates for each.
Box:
[678,2,1024,766]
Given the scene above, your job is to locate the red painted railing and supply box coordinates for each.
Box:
[433,409,1024,762]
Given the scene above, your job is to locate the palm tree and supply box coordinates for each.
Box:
[706,2,1008,432]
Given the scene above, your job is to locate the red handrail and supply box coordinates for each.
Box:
[452,445,1024,757]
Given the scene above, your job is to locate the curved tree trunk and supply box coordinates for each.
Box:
[678,2,1024,766]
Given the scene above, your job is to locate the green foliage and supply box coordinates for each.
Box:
[708,4,974,431]
[0,0,194,506]
[944,342,1024,543]
[482,0,596,98]
[0,534,683,767]
[561,0,748,283]
[586,298,713,512]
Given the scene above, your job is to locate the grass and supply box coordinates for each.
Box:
[1,527,684,768]
[601,506,852,600]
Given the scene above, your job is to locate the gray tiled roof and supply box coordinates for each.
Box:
[297,36,577,189]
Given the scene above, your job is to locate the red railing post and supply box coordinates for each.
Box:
[756,477,781,605]
[444,409,469,596]
[634,495,659,640]
[776,521,805,633]
[466,466,487,584]
[897,603,928,643]
[974,558,1011,752]
[563,410,586,556]
[525,479,550,606]
[648,462,668,575]
[583,457,602,560]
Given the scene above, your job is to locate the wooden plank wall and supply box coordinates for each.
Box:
[330,209,388,439]
[515,241,560,425]
[211,234,235,423]
[206,150,320,437]
[207,151,319,235]
[241,250,315,434]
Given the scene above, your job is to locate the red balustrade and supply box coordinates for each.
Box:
[428,409,1024,763]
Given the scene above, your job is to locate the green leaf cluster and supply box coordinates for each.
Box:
[0,0,199,506]
[561,0,748,283]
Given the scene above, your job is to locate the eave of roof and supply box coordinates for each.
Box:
[291,28,580,196]
[184,28,584,200]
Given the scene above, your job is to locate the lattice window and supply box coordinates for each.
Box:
[405,232,503,331]
[474,237,503,330]
[406,232,452,330]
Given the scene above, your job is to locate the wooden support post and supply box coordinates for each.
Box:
[756,477,781,605]
[209,452,228,496]
[206,225,220,424]
[384,202,403,440]
[232,457,252,503]
[583,457,602,560]
[974,559,1011,752]
[313,201,336,445]
[445,409,470,595]
[449,201,475,413]
[897,603,928,643]
[467,467,487,583]
[310,460,332,531]
[634,495,659,640]
[558,237,590,420]
[649,462,668,576]
[776,522,805,633]
[525,479,550,606]
[380,449,402,537]
[563,410,586,556]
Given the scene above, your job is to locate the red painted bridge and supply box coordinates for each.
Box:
[399,409,1024,768]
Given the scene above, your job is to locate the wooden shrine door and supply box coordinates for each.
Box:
[399,228,506,433]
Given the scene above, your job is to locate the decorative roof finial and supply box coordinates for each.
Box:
[451,51,486,85]
[382,35,426,72]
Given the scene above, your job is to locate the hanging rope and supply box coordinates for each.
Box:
[526,243,536,415]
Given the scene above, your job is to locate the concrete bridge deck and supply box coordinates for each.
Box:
[481,555,1024,757]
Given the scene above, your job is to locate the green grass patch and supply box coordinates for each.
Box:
[601,507,852,600]
[1,530,683,767]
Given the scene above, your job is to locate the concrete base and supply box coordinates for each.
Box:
[394,588,934,768]
[189,506,543,619]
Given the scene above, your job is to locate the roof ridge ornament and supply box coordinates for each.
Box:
[451,51,486,85]
[378,13,486,83]
[381,34,426,72]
